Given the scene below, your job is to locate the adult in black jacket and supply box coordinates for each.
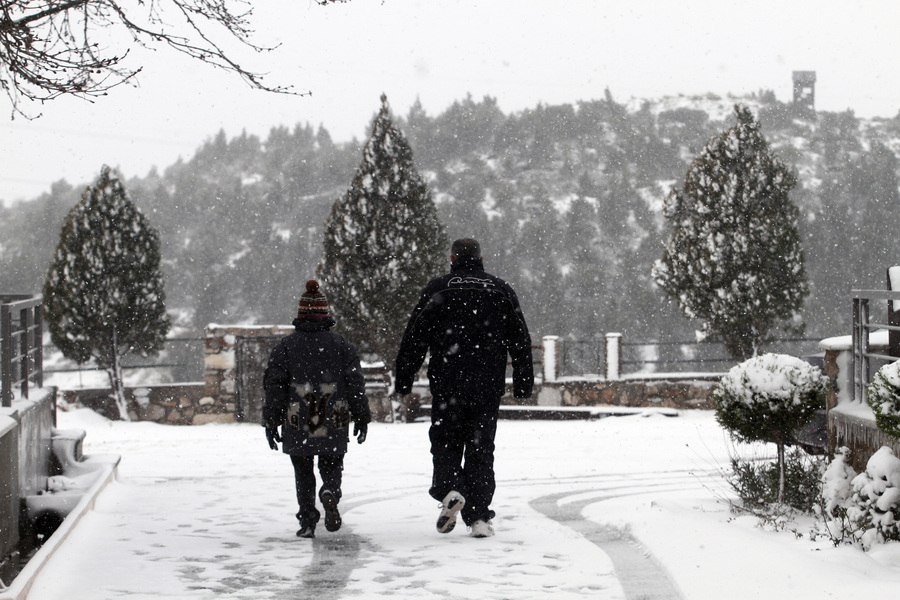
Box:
[395,238,533,538]
[263,280,371,539]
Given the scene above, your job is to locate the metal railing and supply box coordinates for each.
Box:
[40,329,827,388]
[556,335,823,379]
[43,336,206,383]
[1,294,43,407]
[851,290,900,403]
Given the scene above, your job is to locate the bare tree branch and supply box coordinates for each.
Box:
[1,0,346,119]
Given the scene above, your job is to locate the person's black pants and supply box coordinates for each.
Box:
[428,391,500,526]
[290,454,344,527]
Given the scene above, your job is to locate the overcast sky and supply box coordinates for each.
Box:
[2,0,898,204]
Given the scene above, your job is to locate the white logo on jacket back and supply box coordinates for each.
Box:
[448,276,495,288]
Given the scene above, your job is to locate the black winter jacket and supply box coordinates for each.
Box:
[394,256,533,399]
[263,318,371,456]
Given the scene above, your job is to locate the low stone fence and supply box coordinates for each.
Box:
[399,375,718,422]
[62,383,214,425]
[537,377,717,410]
[61,327,719,424]
[62,323,395,424]
[62,376,717,424]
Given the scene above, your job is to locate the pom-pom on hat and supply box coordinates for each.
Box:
[297,280,329,320]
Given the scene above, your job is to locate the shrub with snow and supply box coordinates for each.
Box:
[867,360,900,438]
[847,446,900,549]
[713,353,827,446]
[819,446,858,545]
[713,353,828,504]
[822,447,856,515]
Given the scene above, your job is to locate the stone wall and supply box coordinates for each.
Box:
[63,325,394,424]
[62,383,213,425]
[63,327,720,424]
[536,335,719,409]
[401,376,718,421]
[541,377,718,410]
[203,324,294,422]
[204,325,395,423]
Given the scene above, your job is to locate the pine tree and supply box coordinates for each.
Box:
[318,95,449,366]
[44,166,170,420]
[652,105,808,361]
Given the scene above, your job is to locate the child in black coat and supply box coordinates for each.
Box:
[263,280,371,538]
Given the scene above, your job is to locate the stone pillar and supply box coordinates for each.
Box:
[606,333,622,380]
[202,324,293,424]
[204,326,237,415]
[823,347,842,459]
[542,336,559,383]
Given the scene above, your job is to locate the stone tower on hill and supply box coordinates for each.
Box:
[792,71,816,111]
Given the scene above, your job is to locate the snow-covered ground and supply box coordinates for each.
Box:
[23,407,900,599]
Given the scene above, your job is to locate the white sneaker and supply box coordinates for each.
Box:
[436,491,465,533]
[469,519,494,538]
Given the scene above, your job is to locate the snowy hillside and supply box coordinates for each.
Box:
[2,91,899,361]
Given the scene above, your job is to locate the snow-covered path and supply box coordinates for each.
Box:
[23,408,900,599]
[533,485,684,600]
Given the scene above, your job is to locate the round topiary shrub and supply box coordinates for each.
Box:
[867,360,900,438]
[713,353,828,504]
[714,353,828,445]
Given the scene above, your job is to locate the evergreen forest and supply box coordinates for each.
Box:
[3,90,900,364]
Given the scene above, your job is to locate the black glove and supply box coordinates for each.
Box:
[353,420,368,444]
[265,424,282,451]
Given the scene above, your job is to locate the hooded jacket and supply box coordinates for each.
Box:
[394,255,533,399]
[263,317,371,456]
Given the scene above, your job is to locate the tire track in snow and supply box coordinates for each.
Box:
[291,470,706,599]
[530,485,688,600]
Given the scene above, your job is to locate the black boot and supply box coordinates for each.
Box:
[320,490,342,532]
[296,523,316,538]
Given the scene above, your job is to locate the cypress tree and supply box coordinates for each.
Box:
[318,94,449,366]
[652,105,808,361]
[44,166,170,420]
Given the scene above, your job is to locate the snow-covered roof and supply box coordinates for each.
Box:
[820,329,890,351]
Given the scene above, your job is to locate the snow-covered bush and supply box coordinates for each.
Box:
[847,446,900,549]
[819,446,857,545]
[713,353,827,445]
[867,360,900,438]
[713,353,828,504]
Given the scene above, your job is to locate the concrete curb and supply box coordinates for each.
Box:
[0,455,120,600]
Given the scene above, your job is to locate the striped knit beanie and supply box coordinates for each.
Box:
[297,280,329,320]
